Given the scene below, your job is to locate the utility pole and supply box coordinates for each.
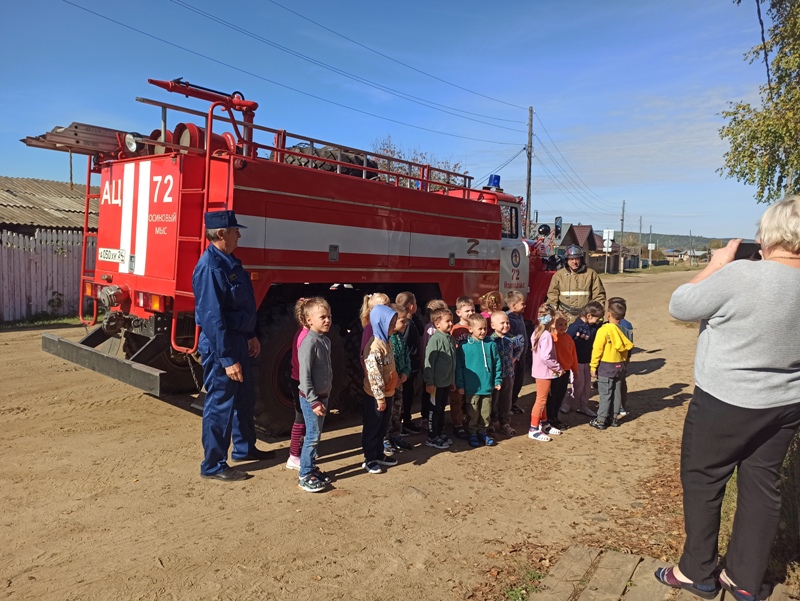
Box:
[638,215,642,268]
[648,225,653,267]
[619,200,626,273]
[525,106,533,238]
[689,229,695,267]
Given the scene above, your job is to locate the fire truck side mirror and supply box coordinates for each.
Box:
[554,216,562,238]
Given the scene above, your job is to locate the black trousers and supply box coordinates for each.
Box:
[546,373,570,422]
[402,370,418,424]
[511,359,525,405]
[362,395,393,463]
[429,387,449,438]
[679,387,800,596]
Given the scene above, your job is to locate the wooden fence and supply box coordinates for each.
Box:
[0,229,95,322]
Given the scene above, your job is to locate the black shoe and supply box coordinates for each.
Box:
[453,426,470,440]
[402,422,423,435]
[511,404,524,414]
[232,447,275,461]
[588,419,607,431]
[201,467,250,481]
[610,419,621,428]
[551,420,569,431]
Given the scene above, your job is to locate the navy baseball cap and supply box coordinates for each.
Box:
[204,210,247,229]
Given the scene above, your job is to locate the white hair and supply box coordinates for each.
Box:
[757,196,800,254]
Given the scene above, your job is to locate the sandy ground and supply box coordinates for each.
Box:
[1,270,703,600]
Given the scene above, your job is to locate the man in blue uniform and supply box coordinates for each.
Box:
[193,210,273,481]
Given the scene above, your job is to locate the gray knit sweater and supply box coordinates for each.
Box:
[297,329,332,407]
[669,260,800,409]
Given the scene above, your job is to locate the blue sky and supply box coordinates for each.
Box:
[0,1,770,238]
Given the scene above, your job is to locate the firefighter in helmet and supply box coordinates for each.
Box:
[546,244,606,323]
[192,210,274,481]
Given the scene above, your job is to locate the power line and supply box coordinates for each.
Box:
[474,147,527,187]
[534,138,618,214]
[265,0,529,113]
[171,0,527,133]
[533,155,617,218]
[62,1,521,146]
[533,113,619,208]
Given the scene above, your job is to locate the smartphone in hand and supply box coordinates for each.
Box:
[733,242,761,261]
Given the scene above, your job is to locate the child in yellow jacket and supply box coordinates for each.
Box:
[589,300,633,430]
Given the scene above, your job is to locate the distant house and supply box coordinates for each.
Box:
[0,176,97,236]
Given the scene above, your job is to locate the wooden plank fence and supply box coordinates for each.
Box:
[0,229,95,322]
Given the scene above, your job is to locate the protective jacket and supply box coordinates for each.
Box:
[546,262,606,317]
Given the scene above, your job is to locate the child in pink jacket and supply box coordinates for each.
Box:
[529,305,562,442]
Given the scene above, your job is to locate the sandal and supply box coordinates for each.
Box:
[719,569,756,601]
[653,567,719,600]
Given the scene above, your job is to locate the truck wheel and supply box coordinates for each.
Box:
[123,333,202,393]
[255,303,297,436]
[339,319,366,410]
[255,304,348,435]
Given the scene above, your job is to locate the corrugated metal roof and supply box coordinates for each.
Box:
[0,176,98,229]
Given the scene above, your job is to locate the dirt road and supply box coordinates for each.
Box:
[1,270,701,600]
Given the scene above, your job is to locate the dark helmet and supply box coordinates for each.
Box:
[565,245,584,258]
[537,224,551,237]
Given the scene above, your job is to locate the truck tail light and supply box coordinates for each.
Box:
[83,282,103,299]
[134,292,173,312]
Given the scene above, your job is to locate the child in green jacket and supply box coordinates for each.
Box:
[423,307,456,449]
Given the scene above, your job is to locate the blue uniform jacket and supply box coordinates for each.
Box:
[192,244,257,367]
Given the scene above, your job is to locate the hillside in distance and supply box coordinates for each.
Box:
[613,231,729,250]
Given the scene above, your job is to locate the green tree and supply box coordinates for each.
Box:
[708,238,726,249]
[719,0,800,203]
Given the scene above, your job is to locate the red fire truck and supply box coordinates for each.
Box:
[25,79,559,434]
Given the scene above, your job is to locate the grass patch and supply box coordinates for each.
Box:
[505,569,545,600]
[0,313,85,331]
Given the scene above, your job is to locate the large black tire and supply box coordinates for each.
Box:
[123,333,202,393]
[339,319,366,411]
[255,303,347,435]
[284,144,378,179]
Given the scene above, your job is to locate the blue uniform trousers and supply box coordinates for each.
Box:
[199,338,258,476]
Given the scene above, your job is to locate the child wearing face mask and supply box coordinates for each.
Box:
[529,304,562,442]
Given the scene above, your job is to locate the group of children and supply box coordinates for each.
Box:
[289,289,634,492]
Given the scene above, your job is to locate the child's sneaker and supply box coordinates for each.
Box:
[298,474,326,493]
[362,461,382,474]
[444,436,454,446]
[312,468,332,483]
[468,435,480,448]
[541,422,562,436]
[499,424,516,437]
[481,434,496,447]
[454,426,469,440]
[376,454,398,467]
[577,407,597,417]
[285,455,301,471]
[425,436,449,449]
[383,439,397,456]
[391,436,413,451]
[610,419,621,428]
[528,427,551,442]
[589,418,607,431]
[617,410,629,420]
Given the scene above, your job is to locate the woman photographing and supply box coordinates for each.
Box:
[656,196,800,600]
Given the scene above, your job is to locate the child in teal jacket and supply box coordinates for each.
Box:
[456,314,502,447]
